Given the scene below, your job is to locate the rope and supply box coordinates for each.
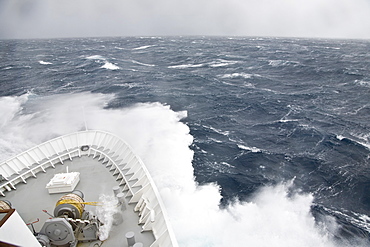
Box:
[57,199,103,206]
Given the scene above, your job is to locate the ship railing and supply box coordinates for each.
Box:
[0,130,178,247]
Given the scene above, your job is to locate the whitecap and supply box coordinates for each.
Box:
[320,206,370,238]
[325,46,341,50]
[38,60,52,65]
[269,60,302,67]
[268,60,286,67]
[221,73,253,79]
[204,125,230,136]
[210,63,230,68]
[132,60,155,67]
[101,62,120,70]
[355,80,370,87]
[350,133,370,150]
[221,162,235,168]
[337,133,370,150]
[336,135,345,141]
[86,55,105,60]
[209,59,237,68]
[61,82,75,88]
[278,119,300,123]
[168,63,204,69]
[237,144,262,153]
[209,137,222,143]
[112,83,140,88]
[132,45,154,50]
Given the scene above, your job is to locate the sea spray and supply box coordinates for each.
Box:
[0,92,367,247]
[95,194,121,241]
[0,94,36,161]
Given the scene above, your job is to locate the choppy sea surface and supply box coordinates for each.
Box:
[1,36,370,246]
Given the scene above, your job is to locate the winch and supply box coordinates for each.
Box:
[36,190,102,247]
[0,200,12,210]
[54,190,85,219]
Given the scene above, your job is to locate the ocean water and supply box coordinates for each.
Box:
[0,36,370,246]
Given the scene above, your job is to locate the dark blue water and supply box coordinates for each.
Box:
[1,36,370,246]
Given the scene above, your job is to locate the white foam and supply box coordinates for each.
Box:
[221,162,234,168]
[356,80,370,87]
[349,133,370,150]
[101,62,120,70]
[38,60,52,65]
[268,59,286,67]
[336,135,345,141]
[320,206,370,240]
[168,63,204,69]
[278,119,300,123]
[0,93,364,247]
[95,194,120,241]
[203,125,230,136]
[269,60,301,67]
[221,73,253,79]
[237,144,262,153]
[85,55,120,70]
[112,83,140,88]
[209,60,237,68]
[86,55,105,60]
[170,59,238,69]
[132,45,154,50]
[209,137,223,143]
[336,133,370,150]
[131,60,155,67]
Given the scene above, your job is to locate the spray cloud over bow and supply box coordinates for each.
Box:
[0,92,360,247]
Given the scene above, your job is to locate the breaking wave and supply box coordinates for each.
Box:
[131,60,155,67]
[132,45,155,50]
[220,73,253,79]
[168,63,204,69]
[0,92,363,247]
[101,62,120,70]
[169,59,238,69]
[38,60,53,65]
[85,55,120,70]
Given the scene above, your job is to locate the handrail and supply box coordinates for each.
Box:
[0,130,178,247]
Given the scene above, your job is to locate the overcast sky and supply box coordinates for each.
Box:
[1,0,370,39]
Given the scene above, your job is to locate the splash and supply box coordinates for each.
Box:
[95,194,120,241]
[0,94,37,160]
[0,92,360,246]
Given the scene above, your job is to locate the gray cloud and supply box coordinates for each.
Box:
[1,0,370,39]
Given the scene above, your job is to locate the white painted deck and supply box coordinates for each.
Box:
[0,130,178,247]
